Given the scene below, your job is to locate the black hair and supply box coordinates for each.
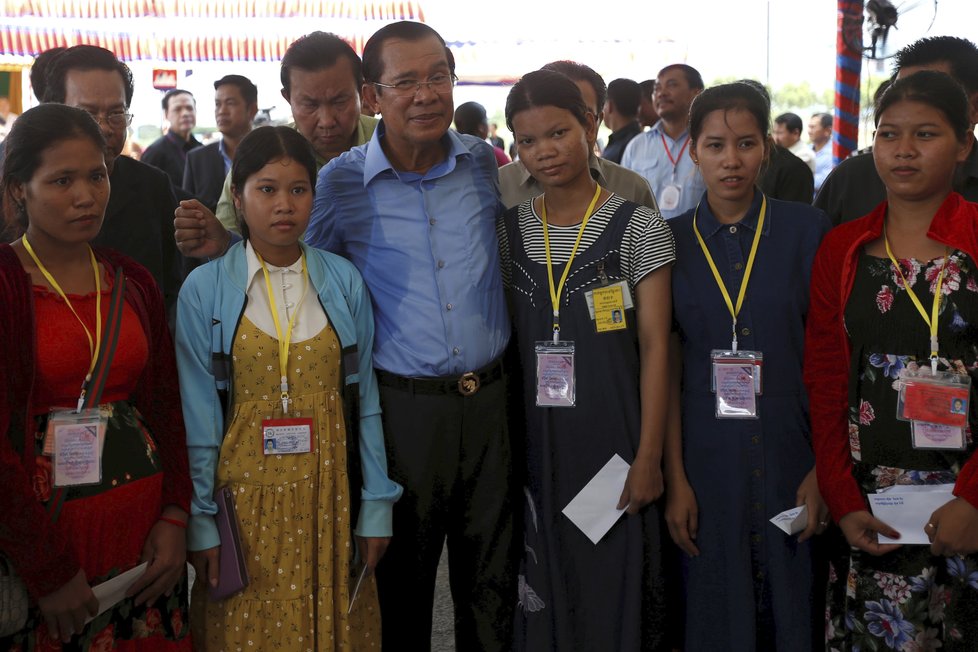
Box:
[775,112,803,134]
[875,70,972,141]
[541,61,606,114]
[30,47,66,102]
[688,81,771,144]
[362,21,455,85]
[454,101,488,136]
[162,89,193,112]
[42,45,135,107]
[505,69,590,134]
[1,104,106,236]
[639,79,655,101]
[214,74,258,106]
[895,36,978,94]
[230,126,317,241]
[280,32,364,98]
[812,112,833,129]
[606,78,641,118]
[657,63,705,91]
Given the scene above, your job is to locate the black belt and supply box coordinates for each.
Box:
[375,358,504,396]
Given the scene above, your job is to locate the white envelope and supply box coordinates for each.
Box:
[562,454,630,544]
[86,562,149,624]
[769,505,808,535]
[868,484,955,545]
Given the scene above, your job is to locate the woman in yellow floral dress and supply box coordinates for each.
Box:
[175,126,402,651]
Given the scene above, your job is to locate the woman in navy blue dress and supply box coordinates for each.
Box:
[665,82,831,650]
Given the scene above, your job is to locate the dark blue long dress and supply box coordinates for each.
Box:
[670,190,830,651]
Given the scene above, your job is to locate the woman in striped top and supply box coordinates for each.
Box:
[499,68,675,651]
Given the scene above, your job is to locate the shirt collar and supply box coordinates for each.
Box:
[363,120,472,186]
[218,138,232,173]
[694,189,770,239]
[649,120,690,144]
[244,240,305,289]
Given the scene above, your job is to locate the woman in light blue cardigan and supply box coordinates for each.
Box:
[175,126,401,650]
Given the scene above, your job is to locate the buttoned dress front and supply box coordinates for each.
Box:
[670,191,829,650]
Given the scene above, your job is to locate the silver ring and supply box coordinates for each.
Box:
[819,520,829,527]
[926,522,936,530]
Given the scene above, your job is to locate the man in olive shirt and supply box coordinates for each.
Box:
[181,31,379,233]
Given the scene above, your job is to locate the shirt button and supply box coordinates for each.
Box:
[751,534,762,544]
[438,260,446,269]
[729,225,738,234]
[452,347,460,355]
[741,327,751,336]
[734,262,743,270]
[751,435,760,445]
[752,502,762,511]
[429,218,436,226]
[752,468,762,478]
[447,303,454,311]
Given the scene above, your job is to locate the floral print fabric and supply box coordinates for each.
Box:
[827,252,978,650]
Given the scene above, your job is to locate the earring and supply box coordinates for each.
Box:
[15,201,27,225]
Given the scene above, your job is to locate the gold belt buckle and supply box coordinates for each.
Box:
[457,371,480,396]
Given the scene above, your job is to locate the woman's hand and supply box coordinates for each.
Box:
[191,547,220,590]
[796,467,830,543]
[356,536,391,574]
[127,515,188,606]
[618,455,664,515]
[665,476,700,556]
[838,510,902,555]
[927,497,978,556]
[37,568,98,642]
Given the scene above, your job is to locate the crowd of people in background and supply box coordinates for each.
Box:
[1,19,978,652]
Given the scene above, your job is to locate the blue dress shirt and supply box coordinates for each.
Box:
[621,121,705,219]
[307,122,509,378]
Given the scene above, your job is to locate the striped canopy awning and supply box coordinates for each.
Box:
[0,0,424,61]
[1,0,424,20]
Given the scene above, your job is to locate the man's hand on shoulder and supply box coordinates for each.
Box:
[174,199,231,259]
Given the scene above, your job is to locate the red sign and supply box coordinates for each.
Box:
[152,69,177,90]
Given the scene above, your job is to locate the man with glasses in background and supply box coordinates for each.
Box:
[306,20,515,652]
[43,45,184,317]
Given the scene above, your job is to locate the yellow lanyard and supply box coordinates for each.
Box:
[21,235,102,412]
[692,195,767,352]
[883,227,949,374]
[541,184,603,343]
[256,250,310,413]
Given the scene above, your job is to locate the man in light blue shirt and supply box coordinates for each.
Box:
[809,111,834,194]
[308,21,515,652]
[621,63,706,219]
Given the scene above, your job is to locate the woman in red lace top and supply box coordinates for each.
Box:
[0,104,192,649]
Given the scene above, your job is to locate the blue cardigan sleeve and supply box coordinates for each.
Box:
[344,262,403,538]
[175,265,225,551]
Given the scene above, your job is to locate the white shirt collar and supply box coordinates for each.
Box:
[245,241,304,288]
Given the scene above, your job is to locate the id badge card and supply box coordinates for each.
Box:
[262,417,314,455]
[896,369,969,450]
[711,350,761,419]
[710,349,763,395]
[535,341,576,407]
[896,369,970,426]
[659,183,682,211]
[47,408,106,487]
[586,281,630,333]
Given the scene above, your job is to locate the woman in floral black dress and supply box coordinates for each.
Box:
[806,71,978,650]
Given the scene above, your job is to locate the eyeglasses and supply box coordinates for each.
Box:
[85,111,134,128]
[371,74,456,97]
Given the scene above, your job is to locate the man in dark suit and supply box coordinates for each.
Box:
[43,45,184,317]
[142,89,202,188]
[183,75,257,211]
